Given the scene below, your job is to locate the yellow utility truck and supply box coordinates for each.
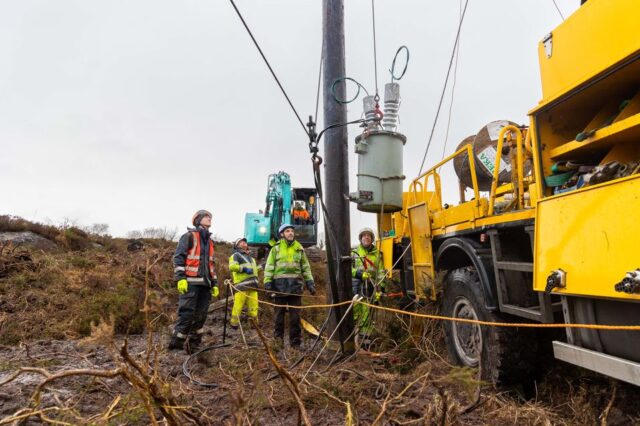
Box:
[376,0,640,385]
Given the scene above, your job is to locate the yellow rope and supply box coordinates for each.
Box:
[247,284,326,299]
[226,281,351,309]
[359,301,640,331]
[226,281,640,331]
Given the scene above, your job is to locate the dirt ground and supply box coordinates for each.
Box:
[2,303,640,425]
[1,225,639,425]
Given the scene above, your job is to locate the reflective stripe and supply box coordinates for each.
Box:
[278,262,300,269]
[174,266,186,272]
[185,231,215,279]
[176,332,188,339]
[274,273,302,279]
[187,277,205,282]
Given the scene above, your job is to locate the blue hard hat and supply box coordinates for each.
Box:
[278,223,295,234]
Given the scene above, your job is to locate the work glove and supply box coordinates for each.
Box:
[211,286,219,298]
[177,279,188,295]
[362,271,371,281]
[374,291,382,303]
[242,267,254,274]
[306,280,316,295]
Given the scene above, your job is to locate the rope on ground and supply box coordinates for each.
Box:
[301,296,359,382]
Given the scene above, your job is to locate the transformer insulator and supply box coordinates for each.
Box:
[382,83,400,131]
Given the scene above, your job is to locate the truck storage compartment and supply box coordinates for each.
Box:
[534,174,640,301]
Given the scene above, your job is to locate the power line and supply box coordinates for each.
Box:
[552,0,565,21]
[371,0,379,99]
[440,0,464,161]
[418,0,470,175]
[228,0,309,137]
[314,41,324,123]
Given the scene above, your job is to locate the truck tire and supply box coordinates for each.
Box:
[442,267,536,385]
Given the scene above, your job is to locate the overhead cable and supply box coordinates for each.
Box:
[371,0,379,99]
[417,0,470,175]
[229,0,309,136]
[552,0,565,21]
[440,0,464,161]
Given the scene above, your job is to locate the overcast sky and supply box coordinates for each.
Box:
[1,0,580,242]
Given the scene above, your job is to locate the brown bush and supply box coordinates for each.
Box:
[0,215,61,241]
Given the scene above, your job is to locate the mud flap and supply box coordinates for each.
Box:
[407,202,436,300]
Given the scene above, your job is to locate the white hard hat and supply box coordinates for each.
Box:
[358,227,375,241]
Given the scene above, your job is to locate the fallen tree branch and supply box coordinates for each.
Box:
[251,319,312,426]
[371,370,431,426]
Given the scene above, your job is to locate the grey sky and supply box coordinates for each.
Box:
[1,0,578,242]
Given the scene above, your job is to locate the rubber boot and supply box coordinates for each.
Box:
[168,335,186,351]
[185,335,202,355]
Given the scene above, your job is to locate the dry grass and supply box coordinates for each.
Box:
[2,218,640,425]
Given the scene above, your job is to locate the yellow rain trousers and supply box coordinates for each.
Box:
[230,290,258,326]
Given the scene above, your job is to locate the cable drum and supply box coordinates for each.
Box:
[453,120,527,191]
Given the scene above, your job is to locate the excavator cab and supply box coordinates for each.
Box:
[244,172,318,250]
[291,188,318,247]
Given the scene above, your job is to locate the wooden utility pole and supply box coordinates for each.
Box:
[322,0,355,352]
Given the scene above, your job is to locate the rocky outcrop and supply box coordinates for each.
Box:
[0,231,58,251]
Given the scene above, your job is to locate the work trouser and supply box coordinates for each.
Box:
[174,284,212,345]
[274,295,302,346]
[230,289,259,327]
[352,279,374,336]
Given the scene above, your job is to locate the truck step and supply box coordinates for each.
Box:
[554,341,640,386]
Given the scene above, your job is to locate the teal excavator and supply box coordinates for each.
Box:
[244,171,318,253]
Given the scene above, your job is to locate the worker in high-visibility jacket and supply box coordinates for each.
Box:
[264,224,316,348]
[228,237,260,329]
[351,227,385,343]
[293,202,310,224]
[168,209,219,354]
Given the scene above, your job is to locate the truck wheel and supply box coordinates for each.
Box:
[442,267,536,385]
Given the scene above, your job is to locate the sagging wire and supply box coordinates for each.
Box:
[301,296,361,382]
[330,77,370,104]
[182,280,234,388]
[307,115,370,354]
[265,314,333,382]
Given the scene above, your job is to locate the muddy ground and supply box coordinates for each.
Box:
[1,220,639,425]
[2,303,640,425]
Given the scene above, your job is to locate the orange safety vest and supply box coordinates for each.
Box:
[185,231,216,280]
[293,209,309,220]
